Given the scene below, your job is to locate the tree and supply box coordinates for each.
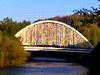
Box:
[0,30,3,68]
[0,18,31,68]
[79,23,100,47]
[0,34,30,67]
[92,0,100,15]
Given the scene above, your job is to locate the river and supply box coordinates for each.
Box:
[0,57,89,75]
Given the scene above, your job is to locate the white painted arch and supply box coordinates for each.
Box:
[15,20,94,48]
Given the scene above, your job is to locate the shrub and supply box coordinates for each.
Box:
[0,34,30,68]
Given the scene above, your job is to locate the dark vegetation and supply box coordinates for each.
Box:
[0,1,100,70]
[89,41,100,75]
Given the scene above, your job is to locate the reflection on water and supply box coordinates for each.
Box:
[0,61,89,75]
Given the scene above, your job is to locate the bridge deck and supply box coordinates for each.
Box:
[24,46,93,53]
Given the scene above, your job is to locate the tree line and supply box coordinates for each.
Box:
[35,8,100,47]
[0,4,100,68]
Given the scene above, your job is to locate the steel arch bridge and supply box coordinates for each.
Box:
[15,20,93,53]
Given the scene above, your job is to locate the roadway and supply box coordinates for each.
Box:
[24,46,93,53]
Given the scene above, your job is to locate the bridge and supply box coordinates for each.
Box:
[15,20,93,53]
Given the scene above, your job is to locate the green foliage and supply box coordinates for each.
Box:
[1,35,30,67]
[71,19,82,29]
[0,18,31,68]
[0,17,31,37]
[77,23,100,47]
[0,33,30,68]
[0,31,3,44]
[72,7,100,47]
[0,30,3,68]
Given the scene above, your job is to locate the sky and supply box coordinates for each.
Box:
[0,0,99,23]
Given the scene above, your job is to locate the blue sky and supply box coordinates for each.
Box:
[0,0,99,22]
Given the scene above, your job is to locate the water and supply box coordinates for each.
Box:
[0,58,89,75]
